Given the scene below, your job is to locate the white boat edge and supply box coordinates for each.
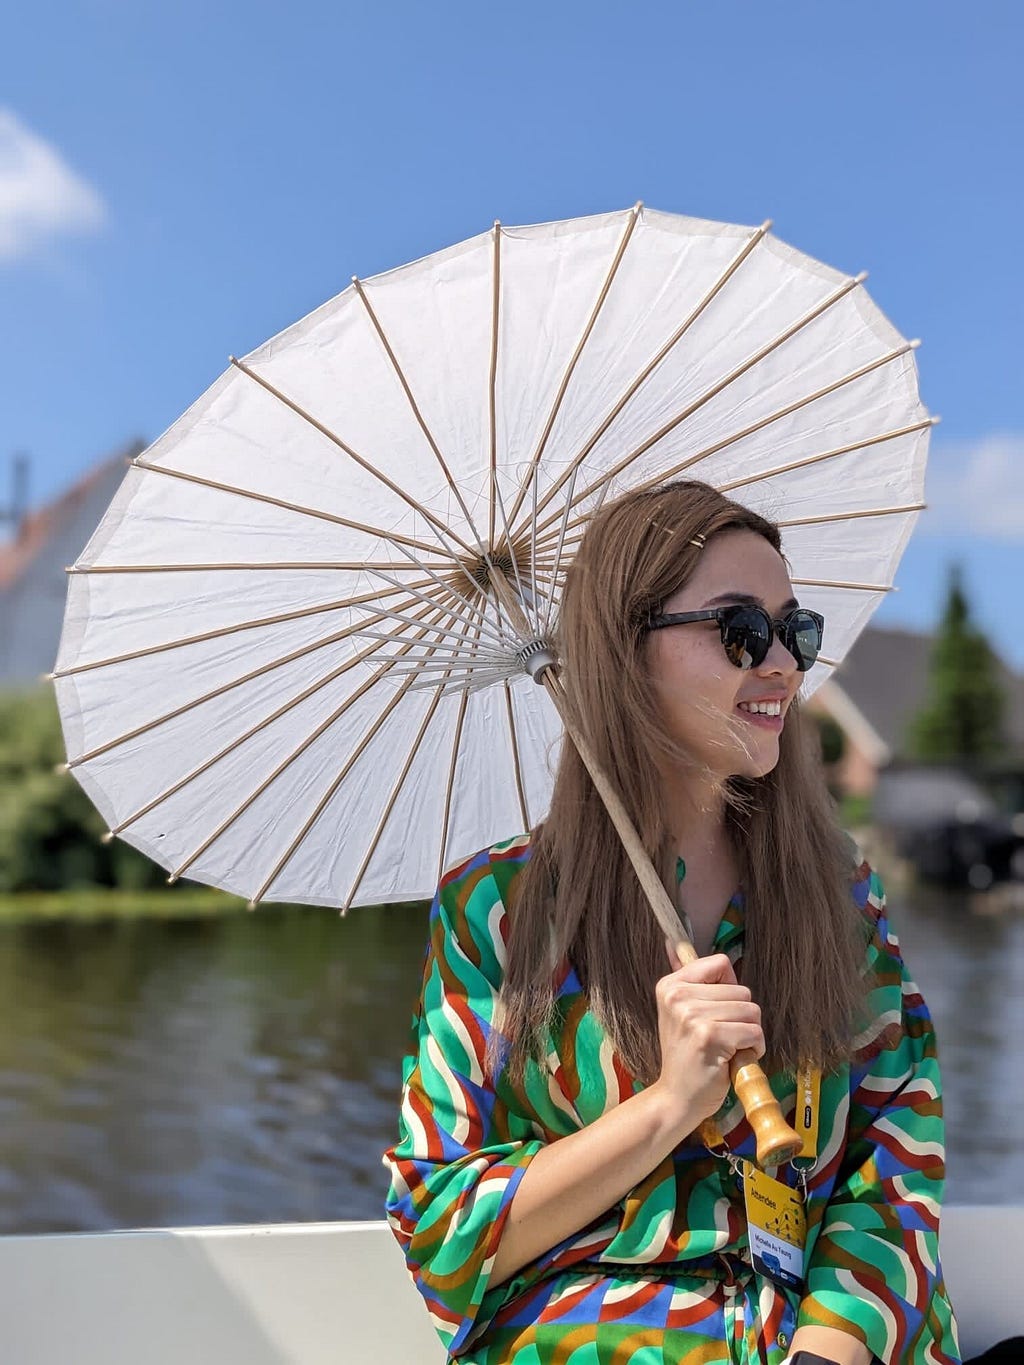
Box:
[0,1209,1016,1363]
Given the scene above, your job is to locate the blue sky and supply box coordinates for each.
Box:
[1,1,1021,660]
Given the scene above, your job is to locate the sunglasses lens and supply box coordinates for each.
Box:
[785,611,823,671]
[720,607,772,670]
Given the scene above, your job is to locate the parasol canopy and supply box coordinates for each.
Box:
[52,204,932,912]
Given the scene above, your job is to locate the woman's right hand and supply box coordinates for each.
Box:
[649,951,766,1131]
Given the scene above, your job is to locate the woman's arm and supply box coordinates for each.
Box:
[491,948,765,1283]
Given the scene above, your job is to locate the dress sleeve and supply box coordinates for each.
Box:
[798,869,961,1365]
[383,861,545,1357]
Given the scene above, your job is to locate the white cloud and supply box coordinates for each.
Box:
[0,109,107,262]
[920,432,1024,540]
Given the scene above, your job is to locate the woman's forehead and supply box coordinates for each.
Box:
[669,530,793,605]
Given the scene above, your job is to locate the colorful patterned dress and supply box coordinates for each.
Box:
[384,832,961,1364]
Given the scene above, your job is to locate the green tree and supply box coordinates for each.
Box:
[909,566,1006,763]
[0,687,168,893]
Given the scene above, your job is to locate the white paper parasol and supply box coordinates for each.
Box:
[52,204,932,914]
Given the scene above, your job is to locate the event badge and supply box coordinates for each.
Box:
[743,1162,807,1292]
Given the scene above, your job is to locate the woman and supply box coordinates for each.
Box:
[384,480,960,1365]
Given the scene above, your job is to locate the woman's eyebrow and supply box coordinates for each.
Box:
[701,591,800,612]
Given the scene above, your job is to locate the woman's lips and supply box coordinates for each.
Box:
[735,705,784,732]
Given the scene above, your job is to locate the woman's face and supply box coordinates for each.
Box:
[644,528,804,781]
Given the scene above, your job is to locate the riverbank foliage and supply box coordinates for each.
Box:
[0,687,227,908]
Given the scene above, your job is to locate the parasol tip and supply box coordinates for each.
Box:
[930,414,942,425]
[228,354,238,365]
[53,762,69,775]
[909,338,922,349]
[100,831,113,844]
[246,898,258,912]
[760,218,773,232]
[166,873,178,886]
[41,670,56,682]
[854,269,869,283]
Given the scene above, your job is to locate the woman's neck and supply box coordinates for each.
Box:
[663,773,739,957]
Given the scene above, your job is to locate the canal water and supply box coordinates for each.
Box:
[0,879,1020,1234]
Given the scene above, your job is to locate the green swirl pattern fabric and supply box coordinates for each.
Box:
[384,833,961,1364]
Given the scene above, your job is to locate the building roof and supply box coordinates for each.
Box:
[0,440,145,686]
[829,624,1024,758]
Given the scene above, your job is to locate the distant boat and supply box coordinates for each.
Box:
[0,1210,1017,1362]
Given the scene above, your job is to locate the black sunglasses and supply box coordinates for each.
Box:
[645,603,825,672]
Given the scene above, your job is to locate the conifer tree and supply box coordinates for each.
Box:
[909,565,1006,763]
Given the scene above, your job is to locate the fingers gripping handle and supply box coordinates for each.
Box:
[671,939,802,1167]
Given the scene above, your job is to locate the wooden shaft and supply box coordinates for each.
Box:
[541,669,802,1168]
[486,566,802,1166]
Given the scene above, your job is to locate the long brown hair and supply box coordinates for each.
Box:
[501,480,868,1084]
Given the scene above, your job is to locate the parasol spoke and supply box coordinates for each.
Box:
[167,613,449,888]
[351,277,487,551]
[542,462,581,637]
[229,355,478,560]
[511,219,771,542]
[365,562,517,653]
[778,502,926,529]
[791,578,893,594]
[107,605,445,847]
[504,681,530,830]
[340,615,483,913]
[487,222,501,550]
[523,266,870,545]
[130,457,456,563]
[715,415,936,495]
[529,414,936,557]
[64,590,435,768]
[503,203,644,535]
[437,683,472,884]
[50,579,433,679]
[66,560,459,574]
[248,658,435,907]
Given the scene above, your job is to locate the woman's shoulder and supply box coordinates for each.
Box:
[431,831,534,982]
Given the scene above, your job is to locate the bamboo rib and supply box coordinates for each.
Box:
[249,665,428,907]
[341,615,482,914]
[543,464,580,638]
[69,590,432,768]
[437,680,473,884]
[131,457,452,563]
[488,222,501,550]
[790,578,893,594]
[510,219,772,543]
[65,561,458,575]
[525,331,912,547]
[229,355,477,559]
[169,614,446,887]
[503,203,643,535]
[351,277,486,552]
[504,680,530,830]
[715,418,936,496]
[777,502,926,529]
[109,605,443,846]
[340,683,450,914]
[522,268,870,546]
[387,539,532,654]
[367,562,514,653]
[50,580,428,680]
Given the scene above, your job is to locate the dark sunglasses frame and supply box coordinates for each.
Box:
[645,603,825,672]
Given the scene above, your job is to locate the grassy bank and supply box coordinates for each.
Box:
[0,886,279,922]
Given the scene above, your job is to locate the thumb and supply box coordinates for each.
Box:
[677,952,739,986]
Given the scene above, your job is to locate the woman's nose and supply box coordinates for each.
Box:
[758,630,799,676]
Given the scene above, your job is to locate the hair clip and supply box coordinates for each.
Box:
[689,533,706,549]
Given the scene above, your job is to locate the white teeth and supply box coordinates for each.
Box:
[739,700,782,717]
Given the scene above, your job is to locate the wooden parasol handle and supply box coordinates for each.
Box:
[540,669,803,1169]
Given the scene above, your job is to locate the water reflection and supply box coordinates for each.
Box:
[0,884,1019,1234]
